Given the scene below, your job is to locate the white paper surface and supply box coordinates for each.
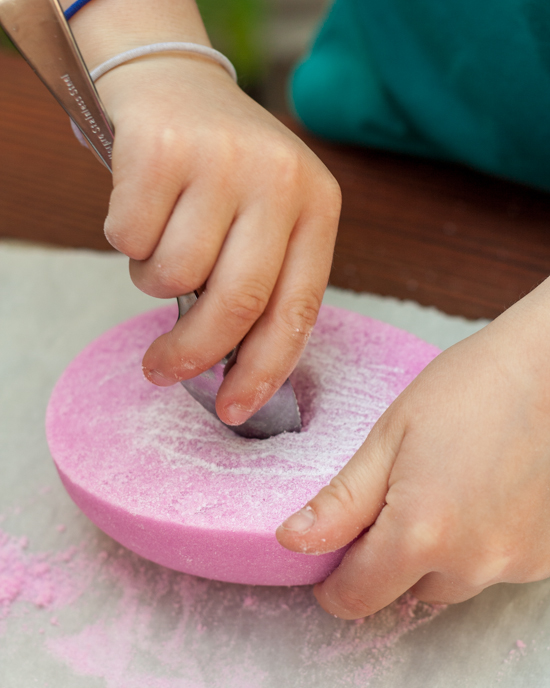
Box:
[1,240,550,688]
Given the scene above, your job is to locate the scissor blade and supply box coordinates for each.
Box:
[177,294,302,439]
[0,0,113,169]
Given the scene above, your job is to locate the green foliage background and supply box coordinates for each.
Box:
[197,0,267,86]
[0,0,267,84]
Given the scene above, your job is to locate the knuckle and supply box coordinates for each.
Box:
[139,127,185,180]
[154,259,199,296]
[269,142,303,190]
[126,243,153,262]
[241,376,281,413]
[114,126,187,199]
[104,221,153,261]
[410,578,465,606]
[323,473,358,513]
[222,279,271,327]
[331,583,373,618]
[103,218,123,251]
[465,545,514,587]
[190,126,242,179]
[406,517,446,562]
[277,291,321,343]
[207,130,239,168]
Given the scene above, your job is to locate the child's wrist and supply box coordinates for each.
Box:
[59,0,211,71]
[90,54,238,123]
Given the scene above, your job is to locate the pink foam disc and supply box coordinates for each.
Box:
[46,304,440,586]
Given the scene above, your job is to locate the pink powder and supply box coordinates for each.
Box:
[502,638,528,673]
[45,544,443,687]
[0,509,445,687]
[0,528,88,631]
[46,305,440,586]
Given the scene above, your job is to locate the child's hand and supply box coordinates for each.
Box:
[277,279,550,619]
[63,0,340,423]
[94,57,340,425]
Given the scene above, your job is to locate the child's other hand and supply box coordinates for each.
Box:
[97,57,341,425]
[277,280,550,619]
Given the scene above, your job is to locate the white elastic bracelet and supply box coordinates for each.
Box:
[91,42,237,82]
[70,42,237,147]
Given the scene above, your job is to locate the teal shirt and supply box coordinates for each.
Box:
[290,0,550,190]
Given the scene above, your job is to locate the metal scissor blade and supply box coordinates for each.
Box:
[0,0,113,170]
[183,375,302,440]
[177,295,302,439]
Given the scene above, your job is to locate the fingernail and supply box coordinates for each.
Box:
[281,506,316,534]
[143,368,174,387]
[223,404,253,426]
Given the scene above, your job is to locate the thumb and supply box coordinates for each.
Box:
[276,408,405,555]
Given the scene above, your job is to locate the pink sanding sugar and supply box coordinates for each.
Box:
[0,512,446,687]
[46,304,440,586]
[0,529,85,629]
[43,540,444,687]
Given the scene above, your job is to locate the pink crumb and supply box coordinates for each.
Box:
[56,525,66,533]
